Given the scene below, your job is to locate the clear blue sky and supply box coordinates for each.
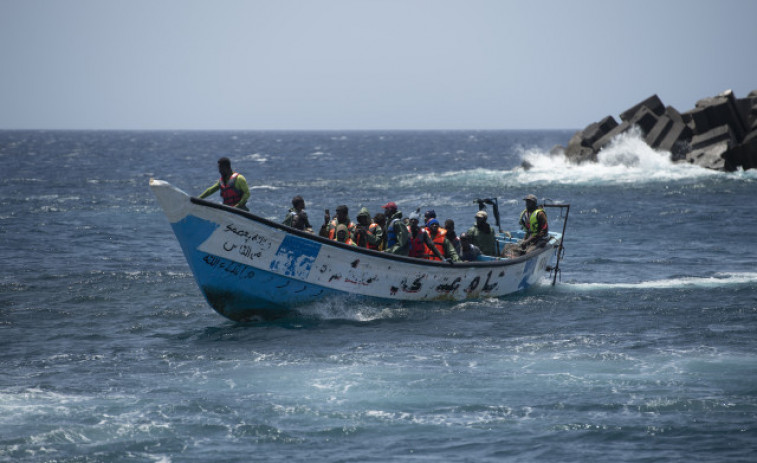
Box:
[1,0,755,130]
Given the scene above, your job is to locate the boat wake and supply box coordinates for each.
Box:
[561,272,757,291]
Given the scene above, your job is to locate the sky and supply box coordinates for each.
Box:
[1,0,756,131]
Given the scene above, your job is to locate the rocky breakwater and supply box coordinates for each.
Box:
[561,89,757,171]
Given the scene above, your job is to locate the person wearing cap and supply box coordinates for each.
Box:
[424,218,460,263]
[520,194,549,252]
[283,195,313,232]
[466,209,497,256]
[382,201,409,255]
[354,207,383,250]
[199,157,251,210]
[319,204,356,240]
[459,232,482,261]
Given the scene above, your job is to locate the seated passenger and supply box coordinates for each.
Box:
[466,210,497,256]
[424,219,460,262]
[335,224,356,246]
[459,233,482,261]
[354,207,383,250]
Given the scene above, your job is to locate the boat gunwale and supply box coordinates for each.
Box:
[190,197,558,269]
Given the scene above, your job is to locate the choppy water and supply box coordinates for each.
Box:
[1,130,756,462]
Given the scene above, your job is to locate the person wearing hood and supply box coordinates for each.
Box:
[354,207,383,250]
[381,201,409,255]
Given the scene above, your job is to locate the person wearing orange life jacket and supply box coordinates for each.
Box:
[334,224,356,246]
[406,212,447,261]
[319,204,356,240]
[354,207,384,250]
[424,219,460,263]
[198,157,250,210]
[520,194,549,252]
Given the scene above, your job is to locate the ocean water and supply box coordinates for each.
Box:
[1,129,756,462]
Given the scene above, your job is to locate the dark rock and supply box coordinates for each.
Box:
[724,137,757,170]
[619,94,665,122]
[631,106,659,135]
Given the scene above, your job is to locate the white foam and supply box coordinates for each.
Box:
[564,272,757,291]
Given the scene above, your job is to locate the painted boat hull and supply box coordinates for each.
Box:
[150,179,562,321]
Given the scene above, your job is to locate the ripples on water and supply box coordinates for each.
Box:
[1,130,756,462]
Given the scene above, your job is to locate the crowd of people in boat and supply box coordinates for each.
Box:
[200,157,549,263]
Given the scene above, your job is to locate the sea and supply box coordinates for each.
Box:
[1,129,756,462]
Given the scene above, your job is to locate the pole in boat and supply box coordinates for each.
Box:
[543,203,570,286]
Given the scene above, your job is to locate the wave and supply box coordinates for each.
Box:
[562,272,757,291]
[396,128,757,188]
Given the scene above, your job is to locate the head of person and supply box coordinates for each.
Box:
[217,157,233,179]
[373,212,386,228]
[444,219,455,233]
[408,211,420,231]
[460,232,470,245]
[335,224,349,242]
[357,207,371,226]
[426,218,440,235]
[382,201,398,217]
[335,205,349,223]
[292,195,305,212]
[424,209,436,223]
[475,210,488,225]
[524,194,538,212]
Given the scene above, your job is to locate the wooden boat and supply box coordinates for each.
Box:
[150,179,568,321]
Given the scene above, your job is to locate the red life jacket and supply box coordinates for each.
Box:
[424,228,447,261]
[219,173,242,206]
[408,228,427,258]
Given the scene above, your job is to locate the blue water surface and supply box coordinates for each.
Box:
[1,130,756,462]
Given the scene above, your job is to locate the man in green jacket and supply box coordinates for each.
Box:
[466,210,497,256]
[199,157,250,210]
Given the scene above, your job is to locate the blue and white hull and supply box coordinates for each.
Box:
[150,179,562,321]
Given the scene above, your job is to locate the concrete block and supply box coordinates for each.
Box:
[581,115,619,147]
[619,94,665,122]
[694,90,748,142]
[690,125,736,151]
[686,140,728,170]
[645,115,674,148]
[665,106,685,125]
[630,106,659,135]
[592,120,632,152]
[658,121,693,161]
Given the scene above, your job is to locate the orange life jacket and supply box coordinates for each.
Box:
[328,219,356,240]
[424,228,447,261]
